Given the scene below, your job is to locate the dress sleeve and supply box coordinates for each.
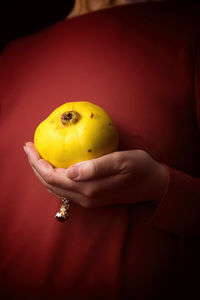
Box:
[148,166,200,237]
[148,40,200,238]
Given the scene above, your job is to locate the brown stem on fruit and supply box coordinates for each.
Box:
[61,111,81,126]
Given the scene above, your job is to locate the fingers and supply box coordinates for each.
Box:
[25,142,55,183]
[24,143,88,205]
[25,142,74,190]
[66,151,128,181]
[25,143,128,184]
[24,142,131,208]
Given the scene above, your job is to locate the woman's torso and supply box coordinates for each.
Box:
[1,3,200,299]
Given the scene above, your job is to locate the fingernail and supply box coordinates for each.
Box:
[23,145,28,155]
[66,166,80,179]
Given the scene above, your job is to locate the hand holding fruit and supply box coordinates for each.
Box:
[25,101,168,218]
[24,143,168,208]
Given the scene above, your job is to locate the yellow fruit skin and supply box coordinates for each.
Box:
[34,101,119,168]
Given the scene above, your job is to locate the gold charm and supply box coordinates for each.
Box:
[55,197,71,222]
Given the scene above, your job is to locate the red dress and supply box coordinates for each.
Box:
[1,2,200,299]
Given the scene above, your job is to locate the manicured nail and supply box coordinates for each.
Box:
[66,166,79,179]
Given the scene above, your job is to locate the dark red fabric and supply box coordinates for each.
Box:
[1,2,200,299]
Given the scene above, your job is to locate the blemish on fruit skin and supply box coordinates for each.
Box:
[108,122,112,126]
[88,149,92,152]
[90,112,94,119]
[61,111,80,126]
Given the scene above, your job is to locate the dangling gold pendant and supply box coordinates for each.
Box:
[55,198,71,222]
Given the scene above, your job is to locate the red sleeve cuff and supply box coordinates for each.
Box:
[148,165,200,237]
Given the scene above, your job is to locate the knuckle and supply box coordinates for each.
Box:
[34,159,55,185]
[83,185,95,199]
[136,149,149,161]
[136,149,147,156]
[34,159,43,171]
[114,151,125,165]
[113,151,128,174]
[112,151,121,162]
[44,171,55,185]
[81,185,97,208]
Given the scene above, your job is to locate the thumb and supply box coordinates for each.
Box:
[66,152,122,181]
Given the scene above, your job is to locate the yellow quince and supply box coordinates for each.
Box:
[34,101,119,168]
